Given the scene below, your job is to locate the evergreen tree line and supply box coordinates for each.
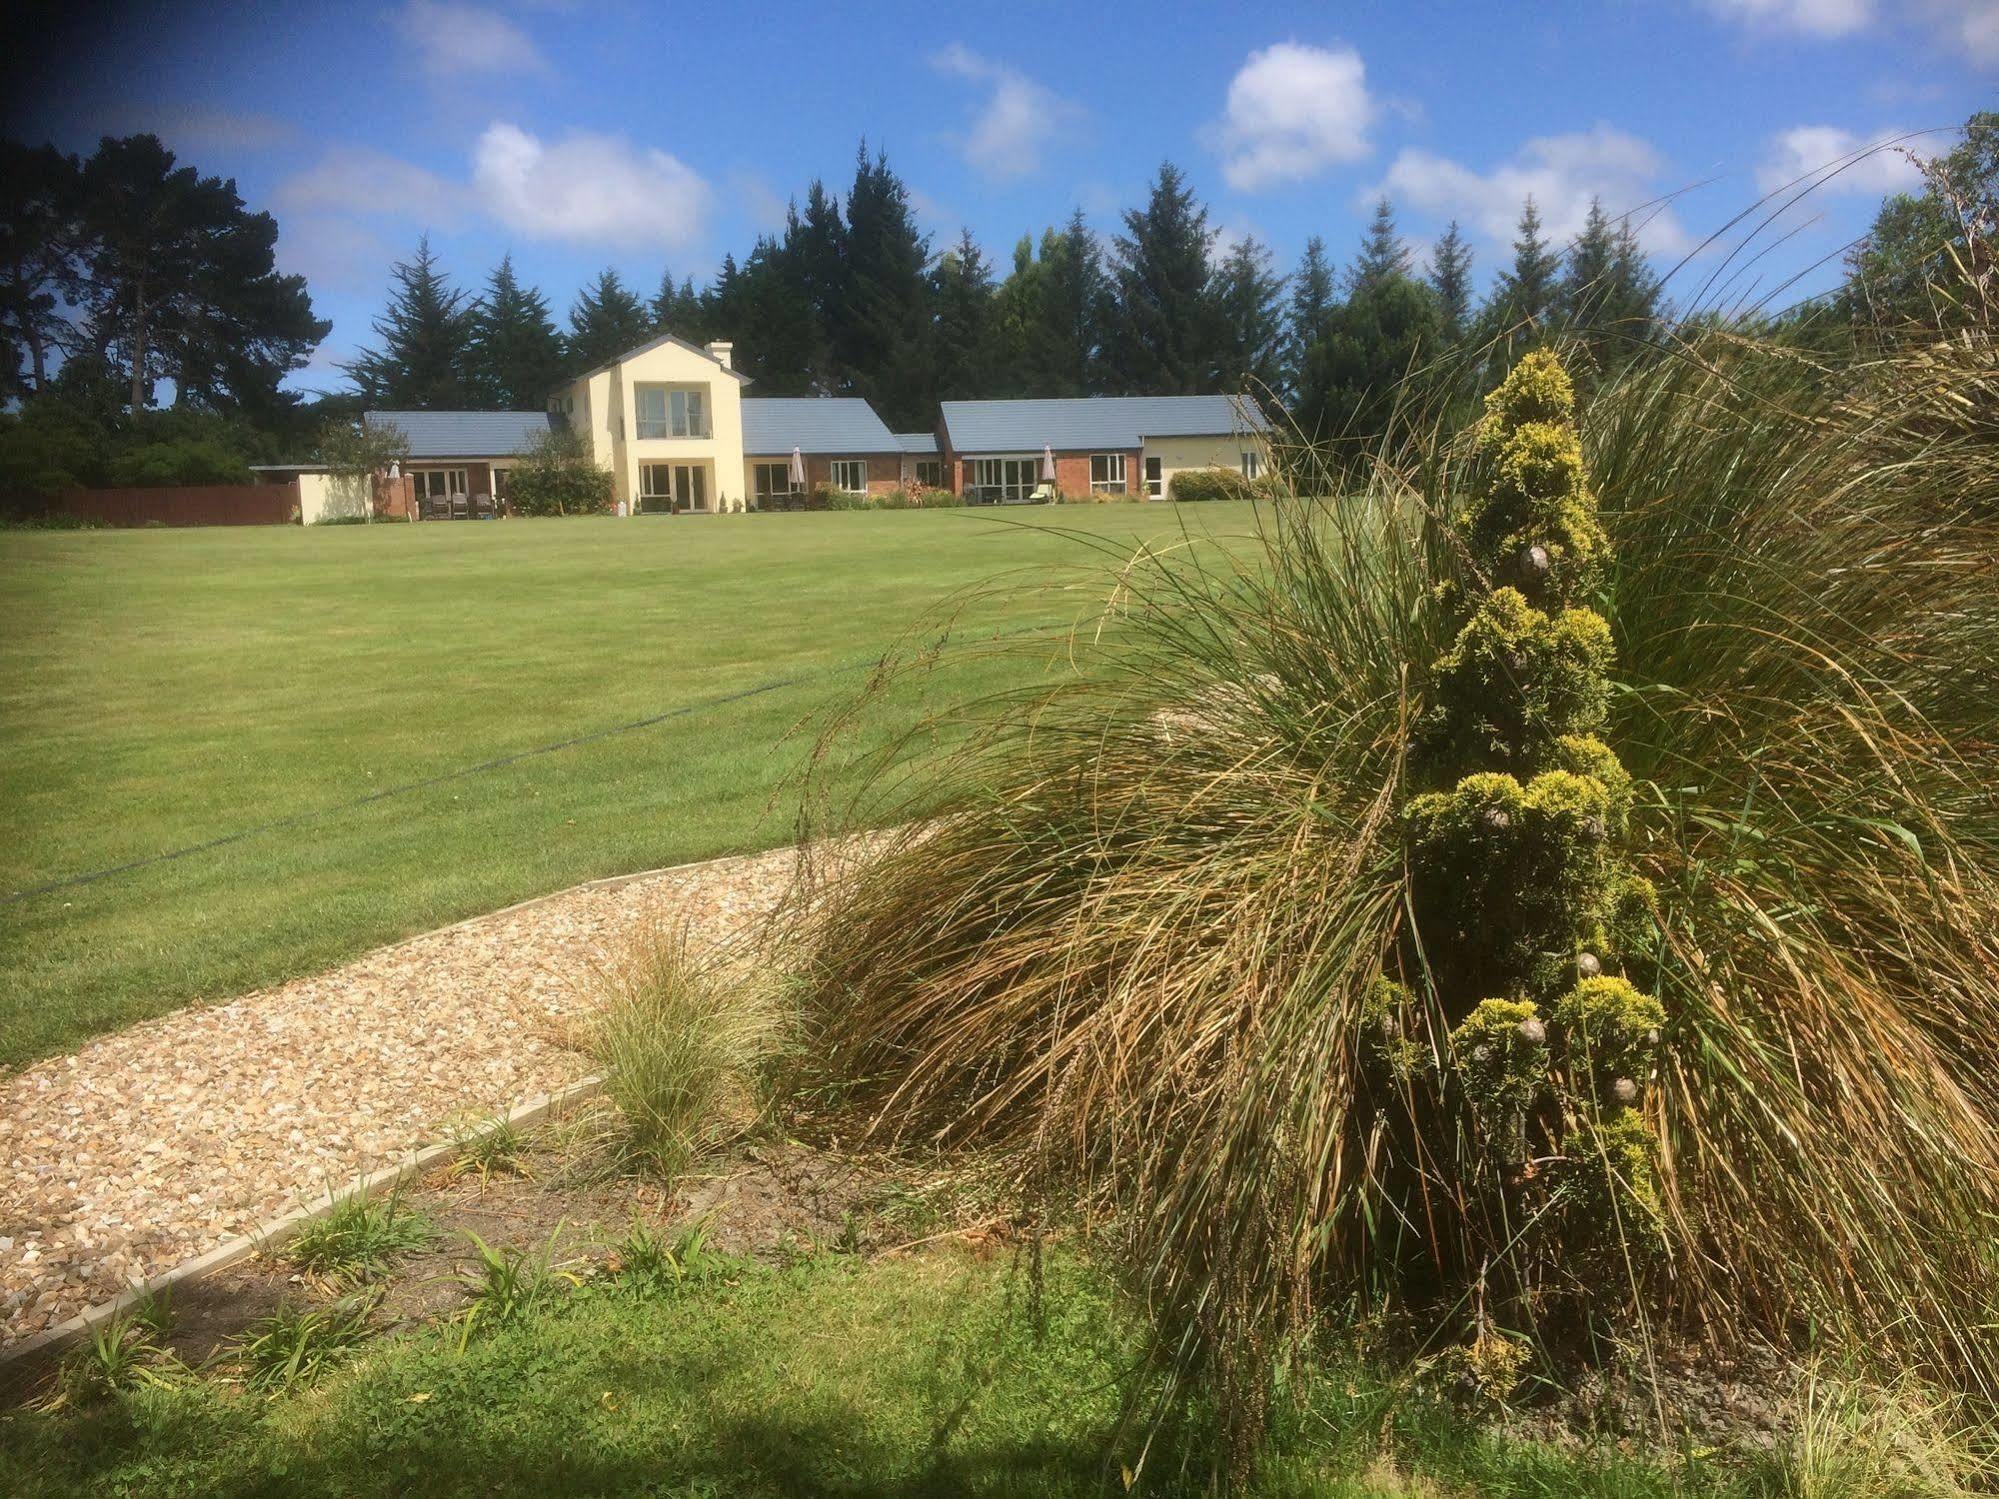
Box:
[341,146,1666,434]
[329,111,1999,444]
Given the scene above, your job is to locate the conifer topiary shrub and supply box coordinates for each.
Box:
[1375,352,1667,1337]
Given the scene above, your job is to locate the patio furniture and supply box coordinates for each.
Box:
[449,494,470,520]
[470,492,496,519]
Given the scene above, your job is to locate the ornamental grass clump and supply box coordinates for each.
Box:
[795,329,1999,1482]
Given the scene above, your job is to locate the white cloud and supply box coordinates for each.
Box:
[1374,126,1691,256]
[932,43,1083,180]
[394,0,547,76]
[1756,125,1924,195]
[1700,0,1874,37]
[1703,0,1999,60]
[1920,0,1999,62]
[472,122,710,249]
[1213,41,1375,192]
[275,148,473,223]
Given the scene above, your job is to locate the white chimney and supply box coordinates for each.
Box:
[705,340,733,370]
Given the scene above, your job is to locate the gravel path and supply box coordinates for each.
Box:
[0,847,804,1348]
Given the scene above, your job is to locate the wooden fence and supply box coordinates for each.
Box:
[43,484,300,528]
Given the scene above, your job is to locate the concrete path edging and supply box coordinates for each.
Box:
[0,1073,604,1381]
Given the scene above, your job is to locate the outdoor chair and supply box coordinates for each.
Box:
[449,494,470,520]
[470,492,495,519]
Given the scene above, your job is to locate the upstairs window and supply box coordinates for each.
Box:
[636,385,708,439]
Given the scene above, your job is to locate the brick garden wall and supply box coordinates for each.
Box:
[50,484,300,527]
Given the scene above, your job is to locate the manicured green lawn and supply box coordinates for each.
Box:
[0,506,1246,1067]
[0,1247,1740,1498]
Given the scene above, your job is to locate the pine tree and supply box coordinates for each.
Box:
[650,267,704,338]
[1038,210,1110,395]
[566,268,651,375]
[1108,162,1220,395]
[1284,236,1336,401]
[342,235,476,408]
[1486,196,1562,334]
[1562,201,1661,372]
[714,238,819,394]
[840,144,934,428]
[1295,270,1443,469]
[1210,234,1286,396]
[468,254,564,410]
[932,228,996,403]
[790,181,847,389]
[1428,221,1475,341]
[1348,197,1412,294]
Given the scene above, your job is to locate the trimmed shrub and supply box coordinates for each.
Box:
[509,428,613,517]
[1167,467,1249,503]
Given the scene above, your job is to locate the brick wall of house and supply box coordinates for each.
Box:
[802,453,902,496]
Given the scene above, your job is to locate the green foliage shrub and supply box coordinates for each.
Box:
[1168,467,1249,503]
[508,429,613,517]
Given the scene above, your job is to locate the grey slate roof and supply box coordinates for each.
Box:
[939,395,1265,453]
[741,397,897,455]
[893,431,938,454]
[365,411,556,460]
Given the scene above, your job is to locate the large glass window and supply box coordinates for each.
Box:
[1089,454,1127,494]
[1144,456,1163,498]
[829,459,868,493]
[412,468,468,498]
[970,457,1036,502]
[752,462,794,503]
[641,463,707,511]
[636,385,709,439]
[914,459,943,490]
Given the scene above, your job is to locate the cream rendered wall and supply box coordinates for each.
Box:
[1142,432,1272,494]
[296,471,372,524]
[604,342,746,512]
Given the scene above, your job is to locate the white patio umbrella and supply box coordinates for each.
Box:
[1041,444,1056,483]
[788,446,806,491]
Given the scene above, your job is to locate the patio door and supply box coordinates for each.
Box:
[671,464,707,511]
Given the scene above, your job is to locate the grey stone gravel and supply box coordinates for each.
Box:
[0,847,802,1348]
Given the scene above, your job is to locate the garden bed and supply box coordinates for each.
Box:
[0,847,804,1350]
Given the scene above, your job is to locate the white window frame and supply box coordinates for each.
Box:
[641,462,709,511]
[828,459,868,494]
[1144,456,1163,498]
[1089,453,1127,494]
[752,461,794,502]
[635,385,709,440]
[970,456,1037,502]
[914,459,943,490]
[1239,450,1262,480]
[413,468,469,499]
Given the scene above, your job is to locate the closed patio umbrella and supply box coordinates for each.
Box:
[1041,444,1056,483]
[789,446,806,491]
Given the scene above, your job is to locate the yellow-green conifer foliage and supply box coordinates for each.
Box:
[1377,350,1667,1331]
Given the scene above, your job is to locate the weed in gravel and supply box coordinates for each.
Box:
[445,1113,532,1184]
[452,1227,582,1344]
[233,1295,378,1393]
[282,1187,435,1283]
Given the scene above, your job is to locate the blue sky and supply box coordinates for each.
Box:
[9,0,1993,393]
